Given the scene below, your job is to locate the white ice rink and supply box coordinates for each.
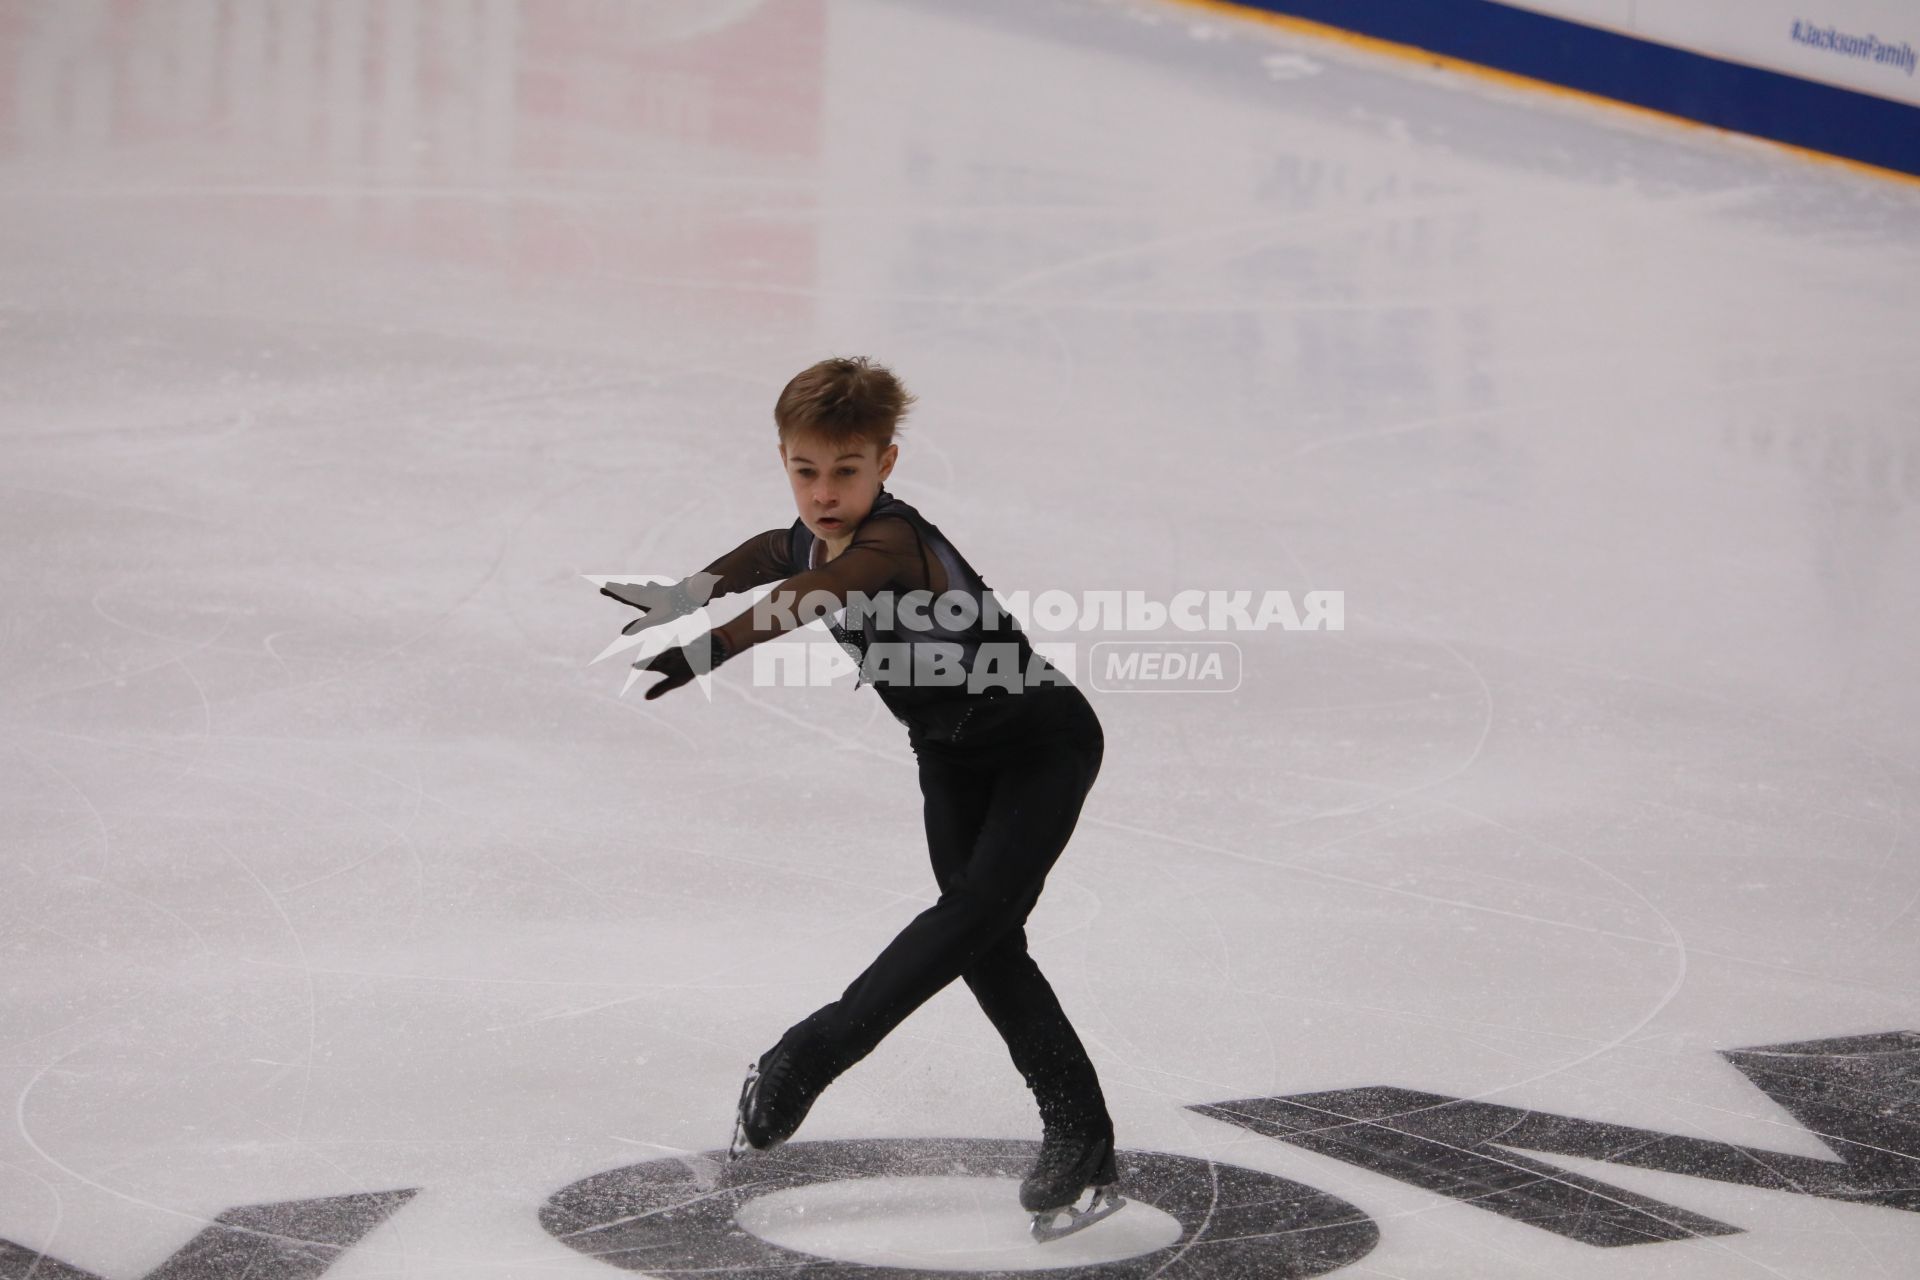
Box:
[3,1,1919,1277]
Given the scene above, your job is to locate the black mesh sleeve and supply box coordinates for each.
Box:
[712,514,925,658]
[699,528,796,599]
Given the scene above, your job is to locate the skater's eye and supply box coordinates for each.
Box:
[836,467,856,477]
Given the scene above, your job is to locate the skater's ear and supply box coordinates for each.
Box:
[877,442,898,483]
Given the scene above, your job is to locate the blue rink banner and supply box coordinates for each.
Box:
[1210,0,1920,179]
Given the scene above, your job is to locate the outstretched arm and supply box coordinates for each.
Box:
[699,527,798,598]
[600,527,794,634]
[711,515,922,659]
[634,515,923,699]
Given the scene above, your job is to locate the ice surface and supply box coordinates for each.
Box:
[736,1175,1180,1267]
[2,0,1917,1277]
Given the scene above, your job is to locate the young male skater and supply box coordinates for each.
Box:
[603,356,1119,1237]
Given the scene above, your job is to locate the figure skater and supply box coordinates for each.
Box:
[603,356,1119,1237]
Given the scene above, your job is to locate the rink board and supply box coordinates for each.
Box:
[1195,0,1920,179]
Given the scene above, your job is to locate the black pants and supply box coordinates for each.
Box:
[792,684,1110,1132]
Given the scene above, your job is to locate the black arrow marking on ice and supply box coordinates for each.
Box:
[0,1188,417,1280]
[1193,1029,1920,1247]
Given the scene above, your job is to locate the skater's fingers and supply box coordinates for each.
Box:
[636,646,695,699]
[600,581,657,609]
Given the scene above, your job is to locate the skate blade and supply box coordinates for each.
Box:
[1030,1186,1126,1243]
[727,1063,760,1162]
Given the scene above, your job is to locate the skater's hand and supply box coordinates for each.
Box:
[602,572,721,636]
[635,633,731,700]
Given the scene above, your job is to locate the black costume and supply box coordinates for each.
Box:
[695,490,1112,1139]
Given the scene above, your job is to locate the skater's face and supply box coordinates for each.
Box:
[781,431,897,543]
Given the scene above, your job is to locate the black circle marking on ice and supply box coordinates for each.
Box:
[541,1137,1378,1278]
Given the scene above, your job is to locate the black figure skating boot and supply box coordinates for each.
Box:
[728,1024,837,1160]
[1021,1121,1126,1242]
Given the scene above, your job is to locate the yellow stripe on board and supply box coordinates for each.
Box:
[1165,0,1920,190]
